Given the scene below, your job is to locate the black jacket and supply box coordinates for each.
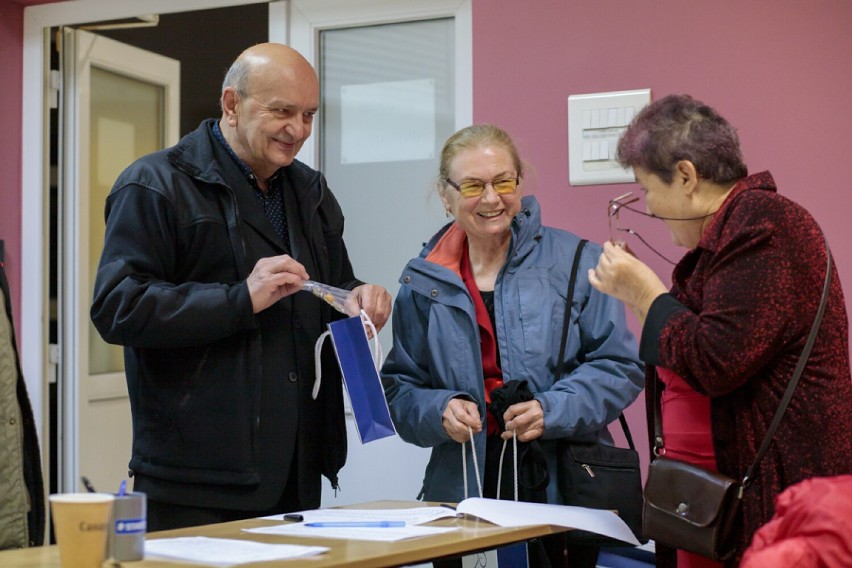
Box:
[91,119,356,510]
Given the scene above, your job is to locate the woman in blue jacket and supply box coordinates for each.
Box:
[382,124,644,567]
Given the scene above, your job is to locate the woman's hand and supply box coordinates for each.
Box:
[502,400,544,442]
[442,398,483,443]
[588,241,668,324]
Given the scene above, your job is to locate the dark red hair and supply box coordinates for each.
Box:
[617,94,747,184]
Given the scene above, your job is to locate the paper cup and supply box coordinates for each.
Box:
[49,493,114,568]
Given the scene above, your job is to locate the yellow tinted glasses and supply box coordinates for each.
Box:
[446,177,519,198]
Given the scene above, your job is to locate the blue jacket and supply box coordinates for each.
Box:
[382,196,644,503]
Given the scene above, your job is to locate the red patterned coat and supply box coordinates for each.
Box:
[641,171,852,566]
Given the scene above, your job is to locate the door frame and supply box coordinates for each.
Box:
[61,27,180,492]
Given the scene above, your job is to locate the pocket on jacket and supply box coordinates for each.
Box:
[516,273,560,358]
[132,341,258,483]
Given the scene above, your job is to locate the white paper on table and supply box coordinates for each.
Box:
[258,506,459,525]
[455,498,640,546]
[244,523,457,542]
[144,536,328,566]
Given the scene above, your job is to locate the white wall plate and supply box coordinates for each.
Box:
[568,88,651,186]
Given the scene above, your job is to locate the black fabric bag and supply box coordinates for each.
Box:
[486,380,550,503]
[553,239,645,546]
[486,380,556,567]
[557,415,645,545]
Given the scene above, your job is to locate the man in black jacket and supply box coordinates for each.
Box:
[90,43,391,531]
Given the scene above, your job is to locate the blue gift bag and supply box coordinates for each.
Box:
[326,315,396,444]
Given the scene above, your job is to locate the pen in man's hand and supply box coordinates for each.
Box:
[305,521,405,528]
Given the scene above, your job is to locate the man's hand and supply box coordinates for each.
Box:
[502,400,545,442]
[442,398,483,443]
[351,284,392,331]
[247,255,309,313]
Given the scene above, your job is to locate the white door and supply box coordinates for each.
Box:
[59,28,179,493]
[290,0,473,508]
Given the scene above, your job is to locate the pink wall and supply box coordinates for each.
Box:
[0,0,25,326]
[473,0,852,467]
[0,0,71,328]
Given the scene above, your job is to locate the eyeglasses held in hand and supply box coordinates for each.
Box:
[446,177,519,198]
[607,191,678,265]
[607,191,639,242]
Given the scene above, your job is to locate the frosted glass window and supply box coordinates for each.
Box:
[340,78,436,164]
[88,67,163,375]
[319,19,455,342]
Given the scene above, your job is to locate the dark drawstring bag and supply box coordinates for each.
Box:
[486,379,553,567]
[486,379,550,504]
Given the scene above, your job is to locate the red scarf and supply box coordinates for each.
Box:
[459,244,504,435]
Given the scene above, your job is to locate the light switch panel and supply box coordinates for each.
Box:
[567,89,651,186]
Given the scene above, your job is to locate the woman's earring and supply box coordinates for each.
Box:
[445,209,451,218]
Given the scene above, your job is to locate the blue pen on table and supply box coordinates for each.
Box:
[305,521,405,528]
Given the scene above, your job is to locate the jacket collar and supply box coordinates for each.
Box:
[423,195,543,276]
[697,171,777,252]
[167,119,326,253]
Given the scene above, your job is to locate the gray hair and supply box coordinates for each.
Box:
[220,57,251,109]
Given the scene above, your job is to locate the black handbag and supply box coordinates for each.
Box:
[643,238,833,561]
[554,239,645,545]
[557,414,645,545]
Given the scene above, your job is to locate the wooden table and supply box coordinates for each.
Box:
[0,500,562,567]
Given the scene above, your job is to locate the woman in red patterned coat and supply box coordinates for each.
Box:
[589,94,852,567]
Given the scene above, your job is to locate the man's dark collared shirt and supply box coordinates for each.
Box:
[213,122,291,253]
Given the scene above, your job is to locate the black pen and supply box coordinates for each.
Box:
[81,476,96,493]
[283,513,304,522]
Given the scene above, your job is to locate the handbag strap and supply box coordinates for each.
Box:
[653,235,833,491]
[742,239,832,488]
[555,239,588,374]
[555,240,637,450]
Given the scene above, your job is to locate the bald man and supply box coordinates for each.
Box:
[91,44,391,530]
